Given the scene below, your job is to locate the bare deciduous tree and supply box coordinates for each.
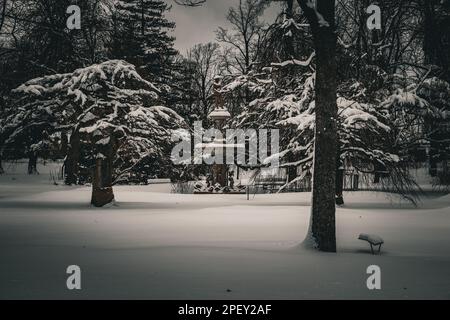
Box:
[187,42,220,122]
[216,0,269,74]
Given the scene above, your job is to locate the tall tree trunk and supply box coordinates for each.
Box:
[285,0,295,58]
[429,156,437,177]
[336,148,344,205]
[91,157,114,207]
[335,167,344,205]
[28,152,38,174]
[60,131,68,157]
[422,0,450,81]
[0,152,4,174]
[64,130,80,185]
[299,0,338,252]
[91,138,115,207]
[423,2,439,66]
[287,153,297,184]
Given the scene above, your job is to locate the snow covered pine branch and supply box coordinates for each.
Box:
[8,60,186,207]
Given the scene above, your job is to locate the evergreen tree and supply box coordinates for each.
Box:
[5,60,186,205]
[110,0,177,86]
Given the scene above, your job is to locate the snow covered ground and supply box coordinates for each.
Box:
[1,161,450,299]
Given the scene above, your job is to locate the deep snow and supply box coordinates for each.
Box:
[0,161,450,299]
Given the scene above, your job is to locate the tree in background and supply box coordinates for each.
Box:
[163,54,199,124]
[0,0,112,115]
[109,0,178,94]
[186,42,220,123]
[216,0,269,75]
[421,0,450,81]
[418,0,450,177]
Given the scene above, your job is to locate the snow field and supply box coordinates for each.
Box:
[0,162,449,299]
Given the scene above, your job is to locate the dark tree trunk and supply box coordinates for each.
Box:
[423,2,440,67]
[60,131,68,157]
[91,157,115,207]
[373,161,385,183]
[285,0,295,58]
[335,167,344,205]
[429,157,437,177]
[91,137,115,207]
[28,152,38,174]
[336,147,344,205]
[288,166,297,184]
[374,172,380,183]
[423,1,450,81]
[287,153,297,183]
[64,130,80,185]
[299,0,337,252]
[0,152,4,174]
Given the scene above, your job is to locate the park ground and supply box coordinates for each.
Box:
[0,161,450,299]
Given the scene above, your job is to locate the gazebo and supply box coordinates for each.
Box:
[193,76,245,194]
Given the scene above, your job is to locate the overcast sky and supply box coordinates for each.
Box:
[167,0,283,54]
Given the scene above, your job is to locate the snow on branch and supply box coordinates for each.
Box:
[13,60,160,103]
[337,97,391,133]
[379,89,441,118]
[281,18,310,30]
[271,52,316,68]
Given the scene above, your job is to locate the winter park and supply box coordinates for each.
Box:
[0,0,450,301]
